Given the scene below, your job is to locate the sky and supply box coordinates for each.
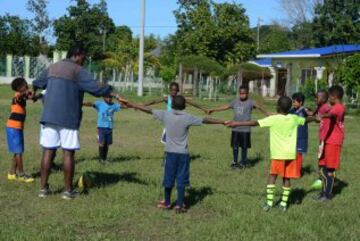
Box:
[0,0,282,39]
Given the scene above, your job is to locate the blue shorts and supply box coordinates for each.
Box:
[97,128,113,145]
[163,152,190,188]
[6,127,24,154]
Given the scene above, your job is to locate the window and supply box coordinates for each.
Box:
[301,68,317,84]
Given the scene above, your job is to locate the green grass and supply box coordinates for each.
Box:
[0,86,359,241]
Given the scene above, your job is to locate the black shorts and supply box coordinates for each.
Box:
[231,131,251,149]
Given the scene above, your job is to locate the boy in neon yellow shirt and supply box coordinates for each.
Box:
[226,96,306,212]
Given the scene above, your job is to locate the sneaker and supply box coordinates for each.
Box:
[311,179,323,190]
[17,174,34,183]
[157,200,172,210]
[7,173,17,181]
[314,194,332,202]
[230,162,238,169]
[38,186,52,198]
[61,189,79,200]
[99,159,108,165]
[262,203,272,212]
[277,204,287,212]
[174,204,187,214]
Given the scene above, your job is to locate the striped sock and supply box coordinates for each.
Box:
[280,187,291,207]
[266,185,276,207]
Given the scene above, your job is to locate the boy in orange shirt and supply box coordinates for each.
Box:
[6,77,34,183]
[226,96,306,211]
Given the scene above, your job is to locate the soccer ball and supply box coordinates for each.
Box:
[77,173,95,191]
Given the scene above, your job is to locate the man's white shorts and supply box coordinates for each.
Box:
[40,124,80,150]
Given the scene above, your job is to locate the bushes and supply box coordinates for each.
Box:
[300,78,328,100]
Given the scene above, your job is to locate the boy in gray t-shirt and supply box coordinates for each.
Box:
[127,95,225,213]
[208,86,269,169]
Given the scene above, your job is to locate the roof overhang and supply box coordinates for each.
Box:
[257,54,321,58]
[248,61,272,68]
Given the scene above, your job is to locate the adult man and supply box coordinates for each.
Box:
[33,45,126,199]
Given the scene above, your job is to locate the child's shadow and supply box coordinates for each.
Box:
[110,155,140,163]
[301,165,315,176]
[186,186,213,209]
[288,188,307,205]
[190,154,202,162]
[333,179,348,196]
[246,152,263,168]
[90,171,149,187]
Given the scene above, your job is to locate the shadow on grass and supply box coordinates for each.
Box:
[302,165,315,176]
[185,186,213,209]
[288,188,307,205]
[190,154,202,162]
[110,155,141,163]
[333,179,348,196]
[88,171,149,187]
[244,152,263,168]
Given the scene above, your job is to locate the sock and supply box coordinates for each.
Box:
[324,169,335,198]
[280,187,291,207]
[320,167,327,194]
[266,184,276,206]
[240,147,248,165]
[164,187,172,206]
[176,186,185,206]
[103,145,109,160]
[232,147,239,164]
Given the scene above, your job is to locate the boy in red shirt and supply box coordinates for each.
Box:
[315,85,345,201]
[311,91,331,189]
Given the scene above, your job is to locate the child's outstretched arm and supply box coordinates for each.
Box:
[83,102,94,107]
[254,103,270,116]
[185,98,208,113]
[202,117,226,125]
[225,120,259,127]
[207,104,232,115]
[144,97,167,106]
[127,102,153,114]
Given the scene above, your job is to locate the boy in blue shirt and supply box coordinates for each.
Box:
[290,92,309,177]
[84,96,122,164]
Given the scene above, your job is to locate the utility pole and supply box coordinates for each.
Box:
[137,0,145,96]
[257,17,263,52]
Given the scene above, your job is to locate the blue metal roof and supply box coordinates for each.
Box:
[249,58,272,67]
[257,44,360,58]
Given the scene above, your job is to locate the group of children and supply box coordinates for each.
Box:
[4,77,346,213]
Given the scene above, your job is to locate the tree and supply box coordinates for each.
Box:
[277,0,322,24]
[53,0,115,59]
[256,24,292,53]
[26,0,51,46]
[0,14,39,55]
[336,53,360,94]
[313,0,360,46]
[172,0,255,65]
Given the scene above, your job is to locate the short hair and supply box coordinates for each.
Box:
[172,95,186,110]
[292,92,305,103]
[317,90,328,101]
[328,85,344,99]
[277,96,292,113]
[11,77,27,91]
[239,85,249,92]
[66,45,86,58]
[169,82,179,91]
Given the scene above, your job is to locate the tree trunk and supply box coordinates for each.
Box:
[179,63,183,94]
[193,68,199,98]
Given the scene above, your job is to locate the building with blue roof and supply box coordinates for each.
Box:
[253,45,360,96]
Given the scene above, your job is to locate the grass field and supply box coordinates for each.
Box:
[0,85,359,241]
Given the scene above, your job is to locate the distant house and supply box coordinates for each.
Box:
[254,45,360,97]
